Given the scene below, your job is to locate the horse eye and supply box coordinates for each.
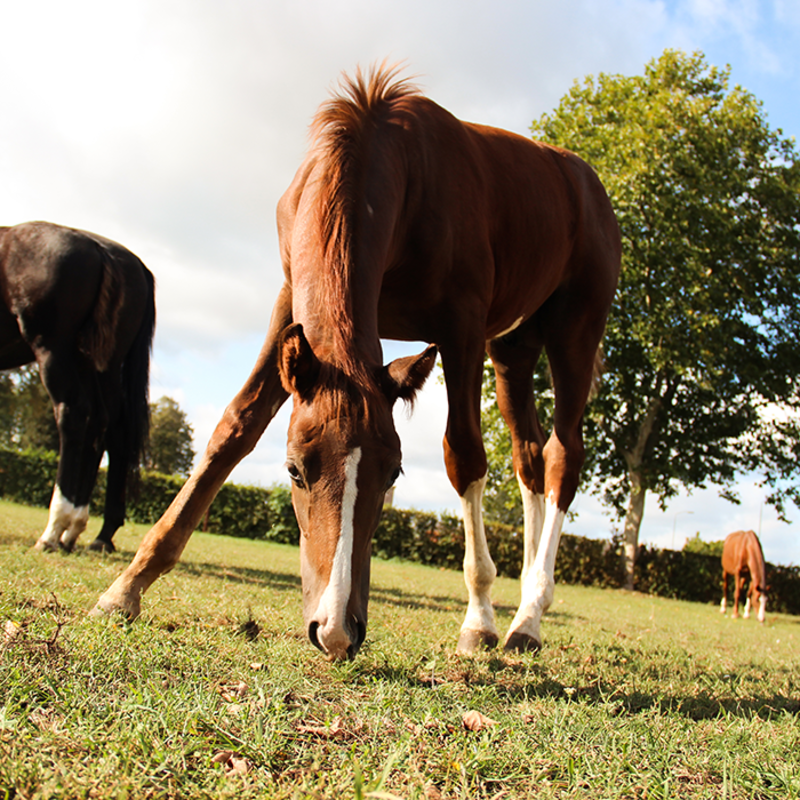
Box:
[388,466,402,489]
[286,463,305,488]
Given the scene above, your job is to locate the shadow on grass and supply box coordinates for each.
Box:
[352,645,800,724]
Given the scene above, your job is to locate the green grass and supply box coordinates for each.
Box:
[1,498,798,799]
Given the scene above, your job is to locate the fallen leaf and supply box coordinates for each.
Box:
[211,750,254,777]
[296,716,345,739]
[227,756,252,776]
[4,620,23,644]
[462,710,498,732]
[212,750,233,764]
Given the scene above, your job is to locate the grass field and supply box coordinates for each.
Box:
[1,498,798,799]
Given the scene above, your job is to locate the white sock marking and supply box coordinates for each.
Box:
[36,485,89,551]
[459,476,498,638]
[506,492,565,644]
[517,476,545,583]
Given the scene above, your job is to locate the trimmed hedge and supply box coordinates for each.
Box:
[2,447,798,614]
[0,448,297,545]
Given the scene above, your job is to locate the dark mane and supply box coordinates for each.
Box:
[309,63,419,392]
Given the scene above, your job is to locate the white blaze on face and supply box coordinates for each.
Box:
[758,594,766,623]
[314,447,362,656]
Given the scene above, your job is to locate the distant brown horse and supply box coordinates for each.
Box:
[93,64,620,660]
[0,222,154,553]
[720,530,767,622]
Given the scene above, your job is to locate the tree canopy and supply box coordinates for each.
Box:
[481,50,800,588]
[146,395,195,477]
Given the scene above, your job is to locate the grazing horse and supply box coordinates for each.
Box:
[0,222,155,553]
[93,64,620,660]
[720,529,767,622]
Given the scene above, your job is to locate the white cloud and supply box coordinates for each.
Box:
[1,0,798,563]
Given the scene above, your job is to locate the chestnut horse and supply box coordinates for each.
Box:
[93,65,620,660]
[0,222,154,553]
[720,529,767,622]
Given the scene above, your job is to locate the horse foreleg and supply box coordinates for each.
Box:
[92,287,293,620]
[441,336,498,653]
[456,474,499,652]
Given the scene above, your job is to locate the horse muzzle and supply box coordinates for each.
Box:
[308,614,367,661]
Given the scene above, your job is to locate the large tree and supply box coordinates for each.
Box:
[482,50,800,588]
[146,396,195,477]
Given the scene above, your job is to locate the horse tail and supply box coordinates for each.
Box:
[80,246,126,372]
[120,264,155,475]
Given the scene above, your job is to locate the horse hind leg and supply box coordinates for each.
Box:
[502,307,603,652]
[743,582,752,618]
[34,352,104,553]
[88,418,127,553]
[37,485,91,552]
[720,572,728,614]
[487,334,547,652]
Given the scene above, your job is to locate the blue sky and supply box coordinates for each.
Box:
[1,0,798,565]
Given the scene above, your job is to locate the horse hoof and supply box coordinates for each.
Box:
[504,631,542,654]
[33,539,57,553]
[58,540,75,554]
[89,602,134,622]
[456,629,499,654]
[88,538,115,554]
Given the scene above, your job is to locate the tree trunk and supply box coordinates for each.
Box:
[622,469,647,590]
[619,395,662,591]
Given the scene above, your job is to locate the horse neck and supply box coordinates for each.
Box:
[295,148,407,375]
[748,544,766,588]
[292,248,384,376]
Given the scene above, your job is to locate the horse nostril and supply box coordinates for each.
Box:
[346,617,367,660]
[308,621,323,652]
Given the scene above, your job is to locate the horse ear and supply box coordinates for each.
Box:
[279,323,320,399]
[380,345,438,406]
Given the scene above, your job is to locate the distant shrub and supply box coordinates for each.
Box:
[0,448,58,507]
[683,533,725,558]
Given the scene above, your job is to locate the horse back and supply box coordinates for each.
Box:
[721,529,764,575]
[0,222,151,371]
[382,100,620,340]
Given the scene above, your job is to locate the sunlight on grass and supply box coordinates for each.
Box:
[1,499,798,799]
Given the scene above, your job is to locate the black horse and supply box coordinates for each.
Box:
[0,221,155,552]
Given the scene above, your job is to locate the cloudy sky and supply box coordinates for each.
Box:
[1,0,798,565]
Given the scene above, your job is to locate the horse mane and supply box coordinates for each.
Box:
[308,62,419,404]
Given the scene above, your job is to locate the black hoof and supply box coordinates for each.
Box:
[58,540,75,554]
[504,631,542,654]
[88,538,115,554]
[456,629,499,654]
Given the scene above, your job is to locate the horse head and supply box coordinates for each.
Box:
[278,323,436,660]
